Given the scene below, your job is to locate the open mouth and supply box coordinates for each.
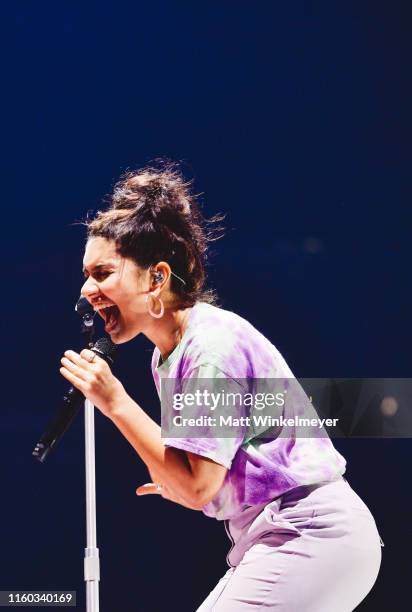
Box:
[94,302,121,332]
[103,305,120,332]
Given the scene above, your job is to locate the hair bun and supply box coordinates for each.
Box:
[112,164,191,217]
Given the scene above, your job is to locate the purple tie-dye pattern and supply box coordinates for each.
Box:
[151,302,346,520]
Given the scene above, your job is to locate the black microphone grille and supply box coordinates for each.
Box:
[75,295,94,316]
[92,337,117,365]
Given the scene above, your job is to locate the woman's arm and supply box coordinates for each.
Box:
[109,396,227,509]
[138,464,215,511]
[60,348,227,510]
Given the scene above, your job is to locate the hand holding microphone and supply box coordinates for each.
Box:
[32,337,120,463]
[60,345,125,419]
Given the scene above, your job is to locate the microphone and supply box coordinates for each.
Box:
[75,295,96,341]
[32,337,117,463]
[75,295,94,316]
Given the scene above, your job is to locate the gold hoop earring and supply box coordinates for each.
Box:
[145,292,164,318]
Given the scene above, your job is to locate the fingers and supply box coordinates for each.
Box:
[136,483,162,496]
[60,366,87,392]
[63,350,91,370]
[80,348,101,364]
[61,349,106,374]
[135,483,194,508]
[60,357,90,382]
[60,349,95,391]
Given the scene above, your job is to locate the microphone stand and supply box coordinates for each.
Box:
[84,397,100,612]
[78,304,100,612]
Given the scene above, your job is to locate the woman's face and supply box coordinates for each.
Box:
[81,237,149,344]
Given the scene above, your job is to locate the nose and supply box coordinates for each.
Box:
[81,277,100,301]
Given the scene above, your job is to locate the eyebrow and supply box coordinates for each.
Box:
[82,263,114,277]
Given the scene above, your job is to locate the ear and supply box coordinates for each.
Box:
[149,261,171,293]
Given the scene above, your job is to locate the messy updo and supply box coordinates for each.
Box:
[85,161,224,307]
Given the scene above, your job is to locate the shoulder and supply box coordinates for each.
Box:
[182,303,294,378]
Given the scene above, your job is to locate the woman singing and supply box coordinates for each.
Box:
[60,162,383,611]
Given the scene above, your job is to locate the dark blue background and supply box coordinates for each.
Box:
[2,1,411,610]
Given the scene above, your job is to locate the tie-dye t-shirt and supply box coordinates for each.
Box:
[151,302,346,521]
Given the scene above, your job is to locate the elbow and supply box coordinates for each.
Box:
[189,492,211,511]
[190,483,221,510]
[176,449,228,510]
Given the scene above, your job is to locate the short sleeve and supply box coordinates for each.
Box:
[161,363,247,470]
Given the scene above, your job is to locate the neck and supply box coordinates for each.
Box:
[143,305,193,361]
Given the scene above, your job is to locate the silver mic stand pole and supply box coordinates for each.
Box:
[84,397,100,612]
[78,302,100,612]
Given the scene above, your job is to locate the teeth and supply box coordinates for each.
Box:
[93,303,114,311]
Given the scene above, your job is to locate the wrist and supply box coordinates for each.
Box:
[105,382,132,419]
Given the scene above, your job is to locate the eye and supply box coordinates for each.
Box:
[94,271,111,281]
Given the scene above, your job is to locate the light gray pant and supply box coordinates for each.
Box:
[196,478,383,611]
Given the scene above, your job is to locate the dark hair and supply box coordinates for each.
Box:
[85,161,224,307]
